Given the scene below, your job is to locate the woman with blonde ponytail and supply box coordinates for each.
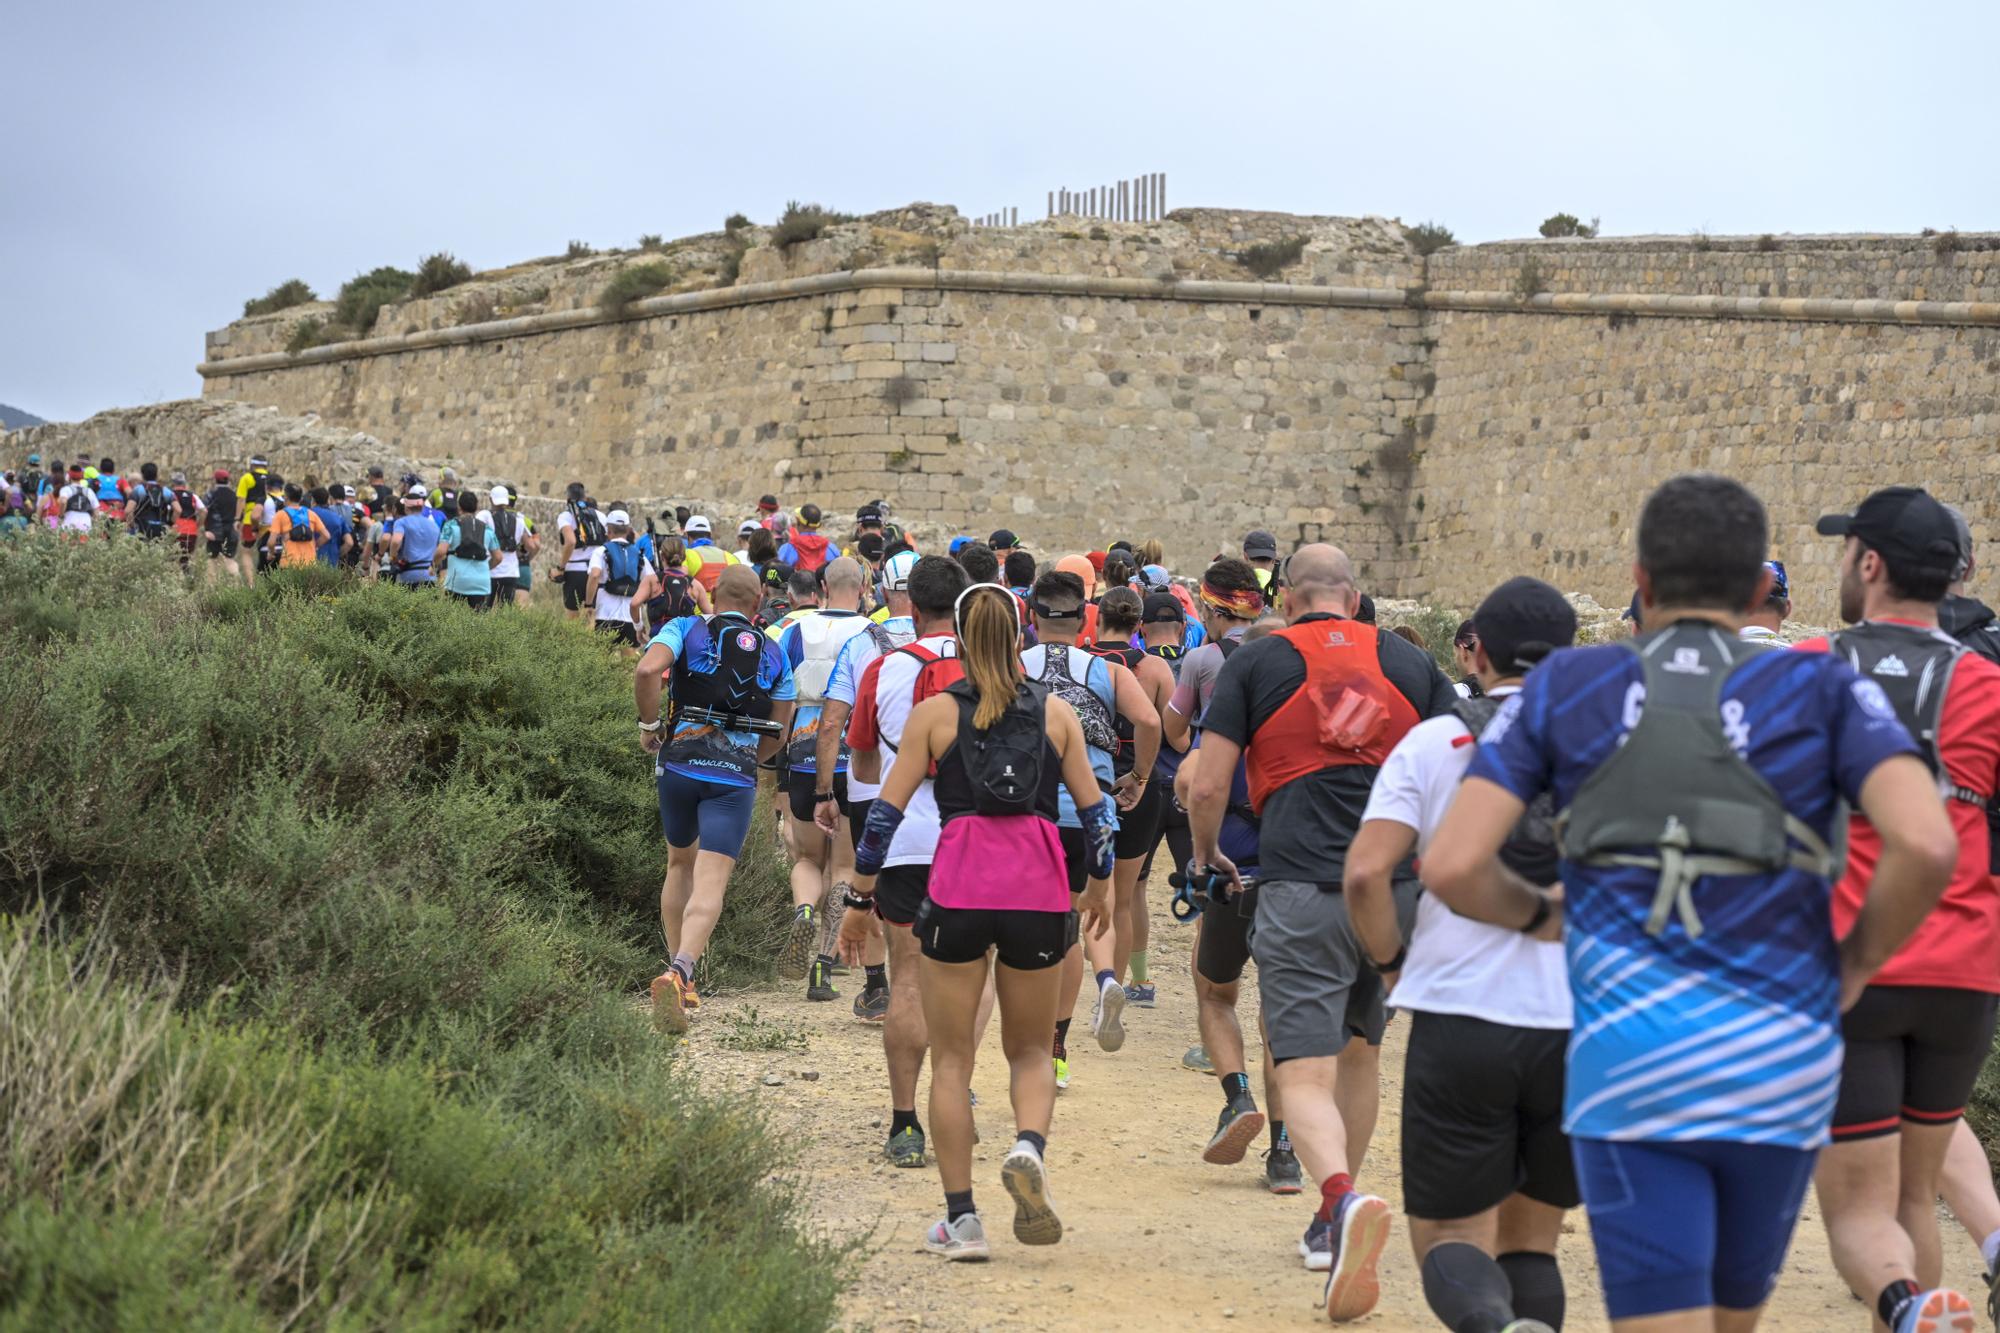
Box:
[847,582,1115,1263]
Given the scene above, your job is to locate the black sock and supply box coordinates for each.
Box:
[1220,1071,1251,1103]
[891,1108,921,1136]
[1497,1251,1565,1332]
[1420,1243,1515,1333]
[1015,1129,1047,1156]
[1270,1119,1290,1150]
[945,1188,974,1221]
[865,963,887,990]
[1878,1278,1922,1331]
[1053,1018,1071,1057]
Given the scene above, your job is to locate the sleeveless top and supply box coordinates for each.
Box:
[929,696,1070,913]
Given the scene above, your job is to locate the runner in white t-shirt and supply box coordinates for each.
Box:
[1343,576,1579,1333]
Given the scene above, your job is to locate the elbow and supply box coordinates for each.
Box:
[1419,846,1474,900]
[1912,826,1962,895]
[1341,859,1388,901]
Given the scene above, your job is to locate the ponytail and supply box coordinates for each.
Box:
[954,585,1023,729]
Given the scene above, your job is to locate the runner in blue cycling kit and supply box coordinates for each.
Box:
[1425,474,1957,1329]
[636,564,796,1033]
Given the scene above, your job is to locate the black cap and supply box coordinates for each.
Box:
[857,503,883,523]
[1354,592,1376,624]
[989,528,1017,550]
[1816,486,1963,581]
[856,531,886,561]
[1453,619,1479,648]
[1242,529,1278,559]
[1141,592,1185,624]
[1473,577,1578,675]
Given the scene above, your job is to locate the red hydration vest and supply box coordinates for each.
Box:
[1244,619,1421,815]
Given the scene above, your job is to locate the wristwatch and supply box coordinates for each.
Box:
[1519,891,1554,935]
[1366,944,1408,974]
[815,791,837,803]
[842,890,873,910]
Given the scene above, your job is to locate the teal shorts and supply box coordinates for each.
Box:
[517,561,534,591]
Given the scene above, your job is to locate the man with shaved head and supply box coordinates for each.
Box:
[1187,542,1454,1320]
[774,556,884,1004]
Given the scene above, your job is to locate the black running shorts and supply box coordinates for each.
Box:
[562,568,591,611]
[594,619,639,647]
[785,769,850,824]
[1194,882,1259,986]
[874,864,930,928]
[1058,824,1090,895]
[1401,1010,1578,1219]
[914,898,1068,972]
[206,531,240,559]
[1115,780,1164,861]
[1831,985,1999,1140]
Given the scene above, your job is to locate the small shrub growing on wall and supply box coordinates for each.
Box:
[1405,222,1456,256]
[724,213,752,233]
[1538,212,1598,238]
[770,201,854,248]
[242,279,316,317]
[286,317,329,355]
[598,262,676,312]
[1514,258,1548,299]
[1756,234,1780,252]
[1936,229,1963,257]
[1237,235,1307,278]
[410,252,473,297]
[332,267,414,336]
[716,244,744,287]
[638,233,664,251]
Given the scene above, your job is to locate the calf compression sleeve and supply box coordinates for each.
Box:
[1495,1251,1564,1331]
[1420,1242,1515,1333]
[1080,797,1117,879]
[854,800,906,876]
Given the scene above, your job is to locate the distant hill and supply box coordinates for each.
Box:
[0,404,47,431]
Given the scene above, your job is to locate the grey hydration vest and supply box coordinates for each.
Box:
[1558,620,1839,939]
[1829,620,1979,807]
[1451,694,1560,888]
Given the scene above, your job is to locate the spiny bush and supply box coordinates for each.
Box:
[1406,221,1456,256]
[638,233,664,251]
[770,201,854,248]
[1237,235,1307,278]
[1538,212,1598,238]
[1935,229,1963,258]
[566,239,596,259]
[599,261,676,312]
[333,266,414,337]
[409,251,473,297]
[242,278,316,317]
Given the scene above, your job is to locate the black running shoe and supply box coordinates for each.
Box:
[854,985,889,1022]
[1262,1145,1304,1194]
[1202,1096,1266,1165]
[885,1126,927,1168]
[779,903,815,980]
[806,958,838,1002]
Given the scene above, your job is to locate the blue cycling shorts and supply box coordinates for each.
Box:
[1572,1137,1816,1320]
[657,768,757,857]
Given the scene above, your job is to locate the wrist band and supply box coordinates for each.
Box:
[638,718,663,733]
[1367,945,1408,973]
[843,890,872,910]
[815,791,837,802]
[1520,892,1553,935]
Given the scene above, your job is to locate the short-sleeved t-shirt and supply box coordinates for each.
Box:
[1167,627,1249,725]
[846,634,961,865]
[311,505,350,567]
[1468,634,1917,1148]
[650,613,797,787]
[478,509,528,580]
[1796,623,2000,993]
[438,518,498,595]
[275,506,330,567]
[390,513,441,583]
[778,609,874,774]
[587,543,642,625]
[826,614,916,801]
[1200,615,1455,884]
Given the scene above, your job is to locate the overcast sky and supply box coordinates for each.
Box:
[6,0,1996,424]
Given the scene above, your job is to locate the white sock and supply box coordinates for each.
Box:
[1982,1227,2000,1274]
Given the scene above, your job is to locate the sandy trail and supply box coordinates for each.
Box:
[683,890,1984,1331]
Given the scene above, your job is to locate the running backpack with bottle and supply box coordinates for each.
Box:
[602,539,643,596]
[492,509,521,553]
[452,517,488,561]
[129,481,172,537]
[285,505,314,544]
[945,680,1050,816]
[569,502,607,549]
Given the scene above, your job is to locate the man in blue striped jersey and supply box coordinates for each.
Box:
[1423,473,1958,1333]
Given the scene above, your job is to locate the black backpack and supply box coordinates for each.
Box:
[492,509,521,553]
[204,485,236,534]
[1450,694,1560,887]
[23,470,45,504]
[946,680,1049,816]
[452,517,488,560]
[130,481,171,536]
[570,502,607,548]
[65,486,93,515]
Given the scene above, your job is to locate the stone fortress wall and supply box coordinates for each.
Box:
[188,205,2000,625]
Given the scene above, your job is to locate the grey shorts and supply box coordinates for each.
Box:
[1250,878,1420,1062]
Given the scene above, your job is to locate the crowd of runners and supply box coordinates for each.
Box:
[13,446,2000,1333]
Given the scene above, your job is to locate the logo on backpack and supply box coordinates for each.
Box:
[949,680,1049,817]
[1872,655,1909,678]
[735,630,760,652]
[1663,647,1710,676]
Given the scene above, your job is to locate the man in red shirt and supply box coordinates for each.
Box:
[1804,486,2000,1333]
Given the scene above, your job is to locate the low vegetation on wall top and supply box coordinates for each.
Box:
[1539,212,1600,238]
[241,278,316,317]
[770,201,855,248]
[1237,235,1307,278]
[599,261,677,312]
[409,251,473,297]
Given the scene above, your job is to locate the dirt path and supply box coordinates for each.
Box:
[684,892,1982,1331]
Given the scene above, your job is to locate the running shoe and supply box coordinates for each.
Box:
[999,1141,1064,1245]
[1500,1321,1556,1333]
[923,1212,990,1262]
[1053,1056,1070,1090]
[1894,1288,1975,1333]
[649,971,690,1035]
[1299,1216,1332,1272]
[1091,976,1127,1052]
[1262,1145,1304,1194]
[1124,982,1157,1008]
[885,1126,927,1168]
[806,959,838,1002]
[1986,1267,1998,1330]
[854,984,889,1022]
[1202,1097,1267,1166]
[1182,1044,1214,1073]
[1323,1192,1392,1323]
[780,903,815,980]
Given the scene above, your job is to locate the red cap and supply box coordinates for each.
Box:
[213,468,231,482]
[1086,550,1108,574]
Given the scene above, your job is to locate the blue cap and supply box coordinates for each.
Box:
[948,535,972,555]
[26,454,40,465]
[1763,559,1789,600]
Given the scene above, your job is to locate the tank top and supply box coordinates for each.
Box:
[928,701,1070,913]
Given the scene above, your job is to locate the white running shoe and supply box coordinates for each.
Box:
[1091,976,1127,1052]
[999,1142,1064,1246]
[923,1212,990,1262]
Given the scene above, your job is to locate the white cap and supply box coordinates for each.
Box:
[738,519,760,535]
[686,514,711,534]
[489,485,511,505]
[884,550,919,590]
[405,484,428,501]
[606,509,631,527]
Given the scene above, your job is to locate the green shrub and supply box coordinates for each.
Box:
[1406,221,1456,256]
[599,261,676,313]
[242,278,316,318]
[566,239,595,259]
[1538,212,1598,238]
[333,266,414,336]
[1936,229,1963,257]
[410,251,473,297]
[1756,233,1780,252]
[770,201,853,248]
[286,316,329,354]
[716,243,744,287]
[1514,257,1547,299]
[1375,603,1463,674]
[724,212,752,233]
[638,233,664,251]
[1238,235,1307,278]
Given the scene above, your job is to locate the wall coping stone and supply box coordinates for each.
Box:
[197,265,2000,378]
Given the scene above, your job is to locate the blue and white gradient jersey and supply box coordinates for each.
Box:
[1468,636,1916,1148]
